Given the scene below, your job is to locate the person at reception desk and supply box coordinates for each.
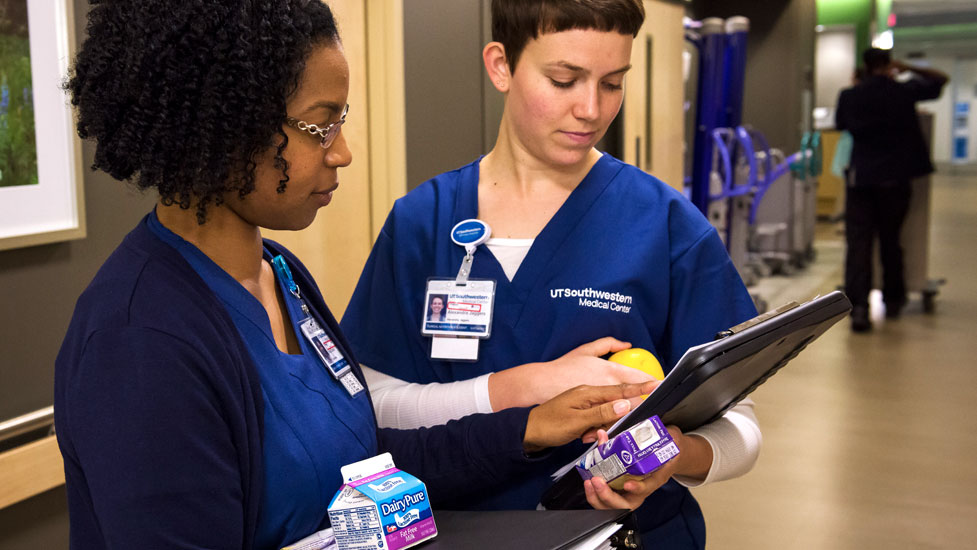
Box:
[53,2,658,548]
[340,1,763,547]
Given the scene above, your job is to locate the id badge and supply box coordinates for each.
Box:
[421,279,496,338]
[300,317,364,396]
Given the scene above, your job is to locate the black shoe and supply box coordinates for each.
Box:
[851,306,871,333]
[885,301,905,319]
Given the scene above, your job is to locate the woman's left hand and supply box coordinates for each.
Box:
[583,426,714,510]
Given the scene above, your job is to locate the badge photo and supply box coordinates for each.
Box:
[421,279,496,339]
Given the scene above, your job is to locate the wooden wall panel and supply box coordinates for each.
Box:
[0,437,63,511]
[622,1,686,191]
[366,0,407,239]
[265,0,406,318]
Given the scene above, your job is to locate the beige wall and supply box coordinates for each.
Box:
[265,0,406,318]
[622,0,686,190]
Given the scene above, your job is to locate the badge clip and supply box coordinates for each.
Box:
[450,219,491,286]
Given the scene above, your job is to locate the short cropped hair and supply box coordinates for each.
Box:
[492,0,645,72]
[863,48,892,73]
[67,0,339,223]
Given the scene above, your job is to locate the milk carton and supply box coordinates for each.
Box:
[327,453,437,550]
[575,415,679,490]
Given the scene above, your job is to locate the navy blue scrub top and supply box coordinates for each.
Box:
[148,211,378,549]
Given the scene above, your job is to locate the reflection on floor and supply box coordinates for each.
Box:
[693,169,977,549]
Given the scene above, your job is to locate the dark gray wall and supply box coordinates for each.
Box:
[693,0,817,152]
[404,0,501,189]
[0,149,154,422]
[0,0,156,546]
[0,489,69,549]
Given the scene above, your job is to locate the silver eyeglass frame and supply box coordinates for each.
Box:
[286,104,349,149]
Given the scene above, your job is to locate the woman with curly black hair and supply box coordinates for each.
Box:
[53,1,655,548]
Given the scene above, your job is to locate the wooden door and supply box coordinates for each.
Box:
[622,0,686,191]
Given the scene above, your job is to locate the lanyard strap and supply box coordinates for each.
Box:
[271,254,364,396]
[272,255,311,317]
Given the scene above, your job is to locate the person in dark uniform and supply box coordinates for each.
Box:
[835,48,947,332]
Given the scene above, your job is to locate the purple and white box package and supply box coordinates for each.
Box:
[575,415,679,490]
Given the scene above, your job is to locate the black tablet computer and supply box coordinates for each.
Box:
[540,290,851,510]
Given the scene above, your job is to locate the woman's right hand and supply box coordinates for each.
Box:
[522,381,659,453]
[488,337,656,411]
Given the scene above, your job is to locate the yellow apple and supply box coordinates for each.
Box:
[607,348,665,381]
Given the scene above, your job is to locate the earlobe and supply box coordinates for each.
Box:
[483,41,510,92]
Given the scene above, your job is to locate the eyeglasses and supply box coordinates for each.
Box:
[286,104,349,149]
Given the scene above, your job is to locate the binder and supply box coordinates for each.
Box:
[424,509,638,550]
[282,509,637,550]
[542,291,852,509]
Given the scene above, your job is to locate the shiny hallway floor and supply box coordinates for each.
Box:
[694,169,977,549]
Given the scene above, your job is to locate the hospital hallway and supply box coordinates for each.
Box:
[692,166,977,549]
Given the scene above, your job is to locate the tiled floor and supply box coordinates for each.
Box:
[693,168,977,549]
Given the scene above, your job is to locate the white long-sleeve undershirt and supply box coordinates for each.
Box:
[361,237,762,486]
[362,366,495,428]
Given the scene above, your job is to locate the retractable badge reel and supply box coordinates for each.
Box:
[422,220,497,361]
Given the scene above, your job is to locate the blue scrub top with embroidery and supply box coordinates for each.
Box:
[341,153,757,532]
[148,212,378,549]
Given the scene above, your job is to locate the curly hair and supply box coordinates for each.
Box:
[66,0,340,223]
